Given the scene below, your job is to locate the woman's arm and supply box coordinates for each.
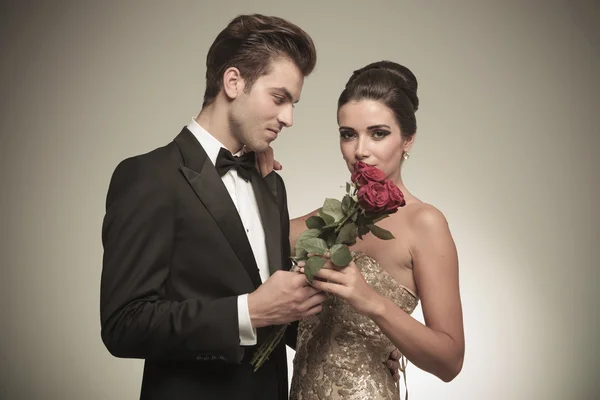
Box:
[374,205,464,381]
[310,205,465,381]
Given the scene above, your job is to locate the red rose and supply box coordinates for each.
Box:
[385,180,406,210]
[357,180,406,214]
[357,181,389,213]
[351,161,386,186]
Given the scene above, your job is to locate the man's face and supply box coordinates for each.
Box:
[229,58,304,152]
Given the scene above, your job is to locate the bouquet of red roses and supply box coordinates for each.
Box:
[251,161,406,370]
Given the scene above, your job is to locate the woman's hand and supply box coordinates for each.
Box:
[302,257,383,317]
[255,146,282,177]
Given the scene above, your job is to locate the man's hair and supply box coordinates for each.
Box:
[202,14,317,107]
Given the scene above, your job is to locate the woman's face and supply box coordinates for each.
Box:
[338,99,413,181]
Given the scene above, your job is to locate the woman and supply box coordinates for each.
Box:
[260,61,464,399]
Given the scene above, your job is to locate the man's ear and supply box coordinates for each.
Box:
[223,67,245,100]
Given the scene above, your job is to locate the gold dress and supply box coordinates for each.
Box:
[289,252,419,400]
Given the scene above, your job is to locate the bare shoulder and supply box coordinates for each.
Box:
[405,203,457,264]
[408,203,450,234]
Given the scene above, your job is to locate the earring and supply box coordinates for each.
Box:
[403,152,410,160]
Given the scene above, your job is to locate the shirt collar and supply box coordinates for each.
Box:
[186,118,245,165]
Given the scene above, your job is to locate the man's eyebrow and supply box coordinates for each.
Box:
[272,87,297,103]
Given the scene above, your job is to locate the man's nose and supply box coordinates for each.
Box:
[278,105,293,128]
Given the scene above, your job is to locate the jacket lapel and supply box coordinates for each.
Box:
[174,128,262,288]
[250,170,281,276]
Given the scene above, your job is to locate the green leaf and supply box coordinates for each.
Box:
[356,212,366,225]
[335,222,358,245]
[322,198,345,222]
[323,230,337,247]
[356,212,370,239]
[301,238,328,255]
[319,208,335,225]
[294,248,308,260]
[371,214,389,224]
[341,195,355,214]
[367,224,395,240]
[365,210,393,221]
[346,182,351,193]
[358,225,370,237]
[305,216,326,230]
[296,229,320,243]
[295,229,321,255]
[330,244,353,267]
[304,256,328,283]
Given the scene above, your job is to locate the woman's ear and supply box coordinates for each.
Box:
[403,133,416,154]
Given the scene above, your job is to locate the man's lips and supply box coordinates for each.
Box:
[267,128,280,138]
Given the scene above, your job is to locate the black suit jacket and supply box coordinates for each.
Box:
[100,128,296,399]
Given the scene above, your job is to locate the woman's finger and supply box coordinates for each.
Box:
[313,267,347,284]
[310,278,344,296]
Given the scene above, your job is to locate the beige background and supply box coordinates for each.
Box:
[1,0,598,399]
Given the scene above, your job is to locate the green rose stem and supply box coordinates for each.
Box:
[251,170,402,372]
[250,324,287,371]
[334,206,358,234]
[254,205,359,371]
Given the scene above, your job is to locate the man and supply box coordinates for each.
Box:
[100,14,325,400]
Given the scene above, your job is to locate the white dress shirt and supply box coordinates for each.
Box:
[187,118,269,345]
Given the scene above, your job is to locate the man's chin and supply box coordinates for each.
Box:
[248,142,271,153]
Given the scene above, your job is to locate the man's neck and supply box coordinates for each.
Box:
[195,101,243,153]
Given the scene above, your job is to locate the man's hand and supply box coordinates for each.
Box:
[248,270,327,328]
[386,349,402,381]
[255,146,282,178]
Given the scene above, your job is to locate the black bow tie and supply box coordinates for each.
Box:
[215,147,256,181]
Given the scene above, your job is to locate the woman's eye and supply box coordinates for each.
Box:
[340,131,356,139]
[372,130,390,139]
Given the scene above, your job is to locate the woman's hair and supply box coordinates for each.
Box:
[203,14,317,107]
[338,61,419,138]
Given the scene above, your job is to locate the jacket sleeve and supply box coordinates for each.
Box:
[273,173,299,350]
[100,156,243,363]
